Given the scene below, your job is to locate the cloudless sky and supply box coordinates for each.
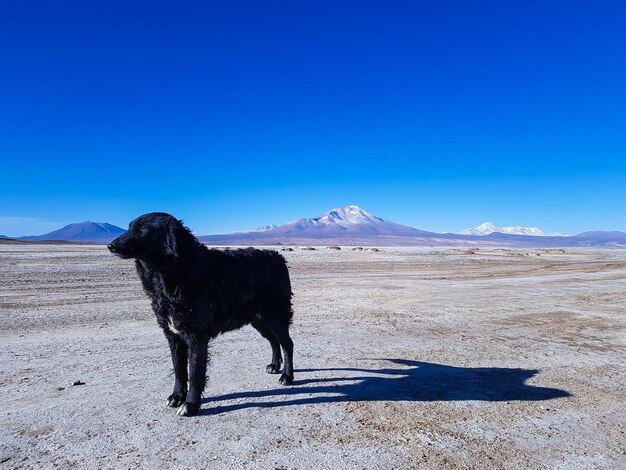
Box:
[1,1,625,236]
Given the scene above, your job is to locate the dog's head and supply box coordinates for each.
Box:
[108,212,193,262]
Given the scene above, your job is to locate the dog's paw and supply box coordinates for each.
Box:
[176,402,200,417]
[165,392,187,408]
[279,373,294,385]
[265,363,281,374]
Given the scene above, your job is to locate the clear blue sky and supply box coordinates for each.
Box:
[1,1,625,236]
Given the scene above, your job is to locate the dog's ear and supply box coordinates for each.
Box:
[165,217,195,262]
[164,218,183,260]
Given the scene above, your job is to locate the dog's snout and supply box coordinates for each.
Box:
[107,242,119,253]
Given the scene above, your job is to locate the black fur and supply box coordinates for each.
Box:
[108,212,295,417]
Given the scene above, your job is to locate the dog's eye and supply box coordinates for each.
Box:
[140,226,148,232]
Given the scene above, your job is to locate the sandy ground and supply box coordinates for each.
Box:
[0,245,625,469]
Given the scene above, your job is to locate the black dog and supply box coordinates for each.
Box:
[108,212,294,417]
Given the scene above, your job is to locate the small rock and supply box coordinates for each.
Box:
[72,380,86,386]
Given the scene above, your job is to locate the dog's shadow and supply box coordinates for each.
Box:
[199,359,570,415]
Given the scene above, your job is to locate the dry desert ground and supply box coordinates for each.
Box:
[0,244,625,469]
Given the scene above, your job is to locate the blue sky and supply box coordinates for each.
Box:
[1,1,625,236]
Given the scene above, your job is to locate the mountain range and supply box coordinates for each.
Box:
[198,206,626,247]
[459,221,561,237]
[3,206,626,246]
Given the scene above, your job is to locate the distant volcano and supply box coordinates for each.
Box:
[198,205,443,245]
[246,205,437,237]
[20,221,125,243]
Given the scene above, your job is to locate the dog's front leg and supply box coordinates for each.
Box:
[163,330,188,408]
[177,333,209,417]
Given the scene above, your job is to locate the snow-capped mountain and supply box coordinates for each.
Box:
[459,222,561,237]
[199,205,439,243]
[250,224,278,232]
[255,205,436,237]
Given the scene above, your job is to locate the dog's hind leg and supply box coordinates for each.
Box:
[163,330,188,408]
[265,318,294,385]
[177,334,209,417]
[251,318,282,374]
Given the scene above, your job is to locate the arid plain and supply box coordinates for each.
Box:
[1,244,625,469]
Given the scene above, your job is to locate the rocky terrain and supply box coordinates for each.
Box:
[1,244,625,469]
